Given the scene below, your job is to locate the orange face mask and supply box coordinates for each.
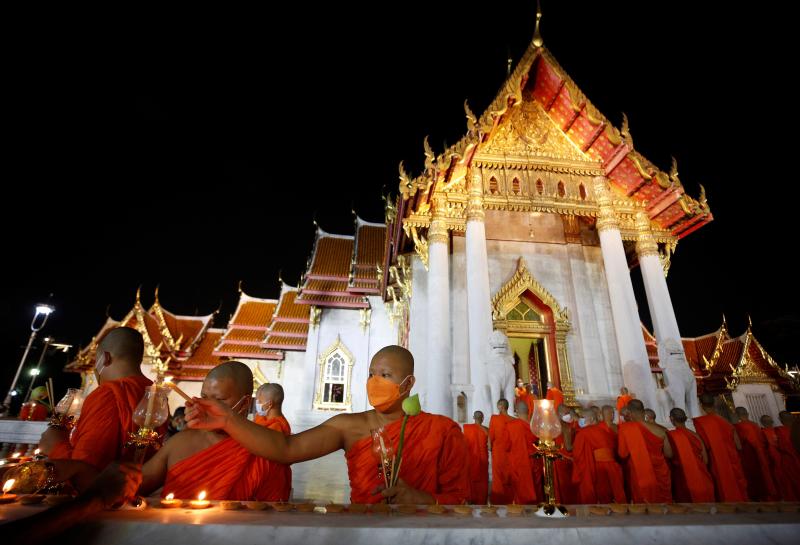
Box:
[367,375,410,412]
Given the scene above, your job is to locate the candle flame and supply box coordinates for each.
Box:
[540,399,551,409]
[198,491,206,501]
[166,493,175,500]
[164,376,173,383]
[3,479,14,493]
[12,453,20,458]
[34,449,41,455]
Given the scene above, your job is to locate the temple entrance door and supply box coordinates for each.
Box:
[509,334,550,397]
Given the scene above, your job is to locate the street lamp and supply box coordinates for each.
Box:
[1,303,55,415]
[22,338,72,402]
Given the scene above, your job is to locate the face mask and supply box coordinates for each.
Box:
[255,401,270,417]
[367,375,410,412]
[561,413,573,423]
[578,417,586,428]
[94,352,106,381]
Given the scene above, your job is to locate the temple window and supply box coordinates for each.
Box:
[512,177,521,195]
[557,181,566,197]
[314,337,354,411]
[506,300,542,322]
[489,177,499,194]
[579,183,587,200]
[536,179,544,195]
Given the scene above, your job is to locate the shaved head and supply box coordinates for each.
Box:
[206,361,253,400]
[497,398,509,411]
[473,410,484,424]
[602,405,615,419]
[515,401,529,417]
[627,399,644,414]
[699,393,715,409]
[99,327,144,365]
[620,387,629,395]
[257,383,285,405]
[644,409,656,422]
[371,345,414,376]
[735,406,749,420]
[670,407,688,424]
[760,414,774,427]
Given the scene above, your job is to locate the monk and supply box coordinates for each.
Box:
[600,405,618,438]
[693,394,748,502]
[186,346,469,505]
[253,383,291,435]
[463,410,489,504]
[644,408,667,432]
[774,411,800,500]
[762,414,796,500]
[506,401,542,504]
[571,409,626,504]
[667,408,715,503]
[545,381,564,411]
[52,362,292,501]
[734,407,777,501]
[19,386,50,421]
[617,399,672,503]
[514,379,526,411]
[40,327,159,471]
[553,403,578,504]
[616,387,632,424]
[489,399,515,504]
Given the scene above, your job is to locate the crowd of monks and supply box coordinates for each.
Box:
[28,326,800,507]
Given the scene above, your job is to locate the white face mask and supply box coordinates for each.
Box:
[94,352,106,379]
[255,401,270,417]
[578,417,586,428]
[561,413,573,423]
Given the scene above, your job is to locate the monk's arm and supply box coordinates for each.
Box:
[48,459,101,492]
[661,434,673,459]
[138,442,171,497]
[732,428,742,450]
[186,397,344,464]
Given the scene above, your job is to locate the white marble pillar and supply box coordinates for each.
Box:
[465,170,494,418]
[593,177,657,413]
[426,196,452,417]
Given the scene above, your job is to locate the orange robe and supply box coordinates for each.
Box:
[734,421,777,501]
[506,418,542,504]
[616,395,632,423]
[600,421,618,443]
[618,421,671,503]
[163,436,291,500]
[463,424,489,504]
[489,413,514,504]
[345,412,469,504]
[514,386,526,410]
[553,423,578,504]
[49,375,158,470]
[693,414,748,502]
[762,427,793,500]
[255,415,292,435]
[775,426,800,500]
[667,427,715,503]
[19,401,48,421]
[572,424,626,504]
[546,387,564,411]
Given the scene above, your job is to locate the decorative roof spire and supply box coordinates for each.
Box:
[135,285,142,305]
[237,280,243,294]
[423,136,435,173]
[621,113,634,148]
[154,284,161,305]
[464,99,478,136]
[532,0,544,48]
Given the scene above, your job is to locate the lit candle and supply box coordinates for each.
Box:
[11,453,21,459]
[144,383,157,429]
[0,479,17,503]
[160,493,183,508]
[189,491,210,509]
[164,379,192,403]
[34,449,41,456]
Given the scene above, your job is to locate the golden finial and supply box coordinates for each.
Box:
[154,284,160,304]
[620,113,634,148]
[669,156,681,185]
[399,161,412,189]
[721,313,727,328]
[135,285,142,304]
[747,314,753,329]
[507,51,513,76]
[532,0,543,48]
[237,280,243,294]
[105,304,111,318]
[464,100,478,135]
[698,184,707,207]
[277,269,284,286]
[423,136,435,172]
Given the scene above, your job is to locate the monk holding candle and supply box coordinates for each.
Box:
[617,399,672,503]
[733,406,777,501]
[40,327,157,470]
[667,408,715,503]
[253,383,291,436]
[693,394,748,501]
[463,410,489,504]
[186,345,470,505]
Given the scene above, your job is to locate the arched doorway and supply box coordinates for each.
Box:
[492,257,574,403]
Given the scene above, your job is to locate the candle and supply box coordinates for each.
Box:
[160,493,183,508]
[11,453,21,459]
[189,491,210,509]
[34,449,41,456]
[144,383,157,429]
[164,380,192,403]
[0,479,17,503]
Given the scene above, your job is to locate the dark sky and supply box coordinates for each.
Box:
[3,2,797,405]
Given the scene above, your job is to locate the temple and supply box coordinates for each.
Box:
[65,12,797,427]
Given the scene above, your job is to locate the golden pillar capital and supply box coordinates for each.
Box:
[593,177,619,233]
[429,194,450,245]
[635,211,659,258]
[466,169,485,222]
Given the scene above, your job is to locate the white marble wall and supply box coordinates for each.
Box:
[731,383,785,423]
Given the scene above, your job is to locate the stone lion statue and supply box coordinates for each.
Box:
[486,329,517,409]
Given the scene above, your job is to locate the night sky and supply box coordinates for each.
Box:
[3,2,797,407]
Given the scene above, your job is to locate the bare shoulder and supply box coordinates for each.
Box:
[646,422,667,438]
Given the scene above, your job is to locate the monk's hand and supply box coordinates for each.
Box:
[380,479,435,505]
[185,397,232,431]
[83,462,142,509]
[38,426,69,455]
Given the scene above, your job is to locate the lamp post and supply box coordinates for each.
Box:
[1,304,55,415]
[23,337,52,402]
